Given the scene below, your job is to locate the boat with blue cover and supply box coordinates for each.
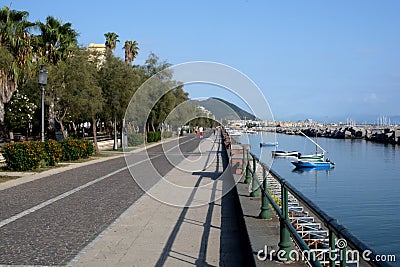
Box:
[291,159,334,168]
[292,131,335,168]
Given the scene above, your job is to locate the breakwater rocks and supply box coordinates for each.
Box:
[276,126,400,145]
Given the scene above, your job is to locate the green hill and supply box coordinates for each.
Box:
[195,97,256,121]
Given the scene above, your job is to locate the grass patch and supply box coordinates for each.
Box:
[60,157,94,164]
[0,166,8,172]
[104,147,139,152]
[93,153,117,157]
[0,175,21,183]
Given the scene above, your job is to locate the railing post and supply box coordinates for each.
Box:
[329,229,338,267]
[242,146,246,176]
[250,157,260,197]
[340,243,347,267]
[259,167,271,219]
[329,230,337,267]
[244,152,251,184]
[278,180,291,261]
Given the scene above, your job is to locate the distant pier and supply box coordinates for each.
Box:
[274,125,400,145]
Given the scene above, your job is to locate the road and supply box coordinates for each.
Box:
[0,133,205,266]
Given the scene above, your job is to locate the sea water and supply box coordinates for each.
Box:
[238,132,400,261]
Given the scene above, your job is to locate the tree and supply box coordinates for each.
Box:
[98,53,136,149]
[76,50,103,152]
[104,32,119,52]
[124,53,192,140]
[35,16,78,65]
[0,6,35,122]
[123,40,139,64]
[47,49,102,142]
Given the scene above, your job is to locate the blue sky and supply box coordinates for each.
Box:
[7,0,400,122]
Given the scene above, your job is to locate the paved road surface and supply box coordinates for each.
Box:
[0,134,204,265]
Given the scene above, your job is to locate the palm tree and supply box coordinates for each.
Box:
[104,32,119,52]
[123,40,139,64]
[0,6,35,122]
[35,16,79,65]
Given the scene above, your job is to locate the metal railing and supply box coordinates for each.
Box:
[223,132,392,267]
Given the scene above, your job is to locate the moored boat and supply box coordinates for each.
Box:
[291,159,334,168]
[244,129,257,134]
[298,153,324,161]
[260,142,278,147]
[297,130,335,163]
[272,150,300,157]
[227,129,243,136]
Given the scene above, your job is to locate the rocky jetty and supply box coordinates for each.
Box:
[276,126,400,145]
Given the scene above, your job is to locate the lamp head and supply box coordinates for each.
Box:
[38,64,48,85]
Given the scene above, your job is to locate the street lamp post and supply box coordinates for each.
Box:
[38,64,48,142]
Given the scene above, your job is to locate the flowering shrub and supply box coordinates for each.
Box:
[1,141,45,171]
[1,139,94,171]
[4,90,37,130]
[59,139,94,161]
[44,140,63,166]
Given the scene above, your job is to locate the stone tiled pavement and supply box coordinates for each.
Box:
[0,132,252,266]
[73,132,251,266]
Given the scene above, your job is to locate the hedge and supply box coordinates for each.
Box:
[127,132,144,146]
[1,141,45,171]
[147,131,161,143]
[43,139,63,166]
[59,139,94,161]
[162,131,173,139]
[1,139,94,171]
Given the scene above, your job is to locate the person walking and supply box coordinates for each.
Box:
[199,126,204,138]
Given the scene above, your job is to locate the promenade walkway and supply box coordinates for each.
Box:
[0,132,251,266]
[73,132,250,266]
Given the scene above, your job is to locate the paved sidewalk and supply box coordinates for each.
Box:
[72,134,249,266]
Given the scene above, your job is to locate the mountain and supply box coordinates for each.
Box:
[195,97,256,121]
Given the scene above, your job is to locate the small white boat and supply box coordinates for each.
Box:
[272,150,300,157]
[227,130,242,136]
[244,129,257,134]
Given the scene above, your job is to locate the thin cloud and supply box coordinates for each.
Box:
[363,93,384,104]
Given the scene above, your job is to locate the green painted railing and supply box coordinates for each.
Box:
[224,131,393,267]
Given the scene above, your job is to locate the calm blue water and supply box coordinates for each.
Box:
[239,133,400,260]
